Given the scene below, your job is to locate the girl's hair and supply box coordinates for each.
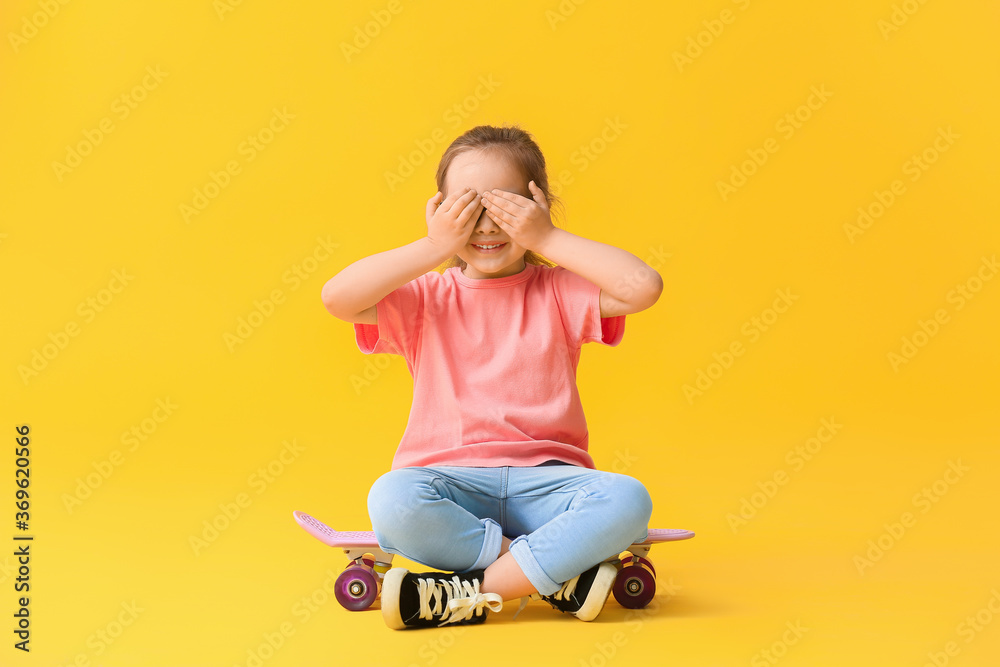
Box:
[434,124,561,271]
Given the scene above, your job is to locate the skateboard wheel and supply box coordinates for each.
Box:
[621,554,656,577]
[613,560,656,609]
[335,563,379,611]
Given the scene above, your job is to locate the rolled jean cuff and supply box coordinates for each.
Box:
[468,517,503,571]
[508,536,560,596]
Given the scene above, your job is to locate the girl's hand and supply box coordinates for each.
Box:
[425,187,483,256]
[480,181,555,252]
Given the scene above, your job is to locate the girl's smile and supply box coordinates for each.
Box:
[470,241,508,254]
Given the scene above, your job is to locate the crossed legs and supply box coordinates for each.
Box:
[367,464,653,600]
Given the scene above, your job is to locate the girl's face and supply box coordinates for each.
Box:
[443,149,529,280]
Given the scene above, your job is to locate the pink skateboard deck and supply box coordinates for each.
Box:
[293,510,694,611]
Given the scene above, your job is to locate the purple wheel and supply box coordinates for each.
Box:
[335,563,379,611]
[613,561,656,609]
[621,554,656,576]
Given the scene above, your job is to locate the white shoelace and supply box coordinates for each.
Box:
[416,575,503,626]
[512,573,581,620]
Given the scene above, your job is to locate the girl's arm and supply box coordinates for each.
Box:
[321,237,449,324]
[321,188,483,324]
[481,182,662,318]
[534,227,663,318]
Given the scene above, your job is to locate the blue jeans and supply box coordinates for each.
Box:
[366,464,653,596]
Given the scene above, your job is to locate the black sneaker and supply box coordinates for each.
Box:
[515,562,617,622]
[381,568,503,629]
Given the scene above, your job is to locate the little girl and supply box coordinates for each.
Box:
[321,124,663,629]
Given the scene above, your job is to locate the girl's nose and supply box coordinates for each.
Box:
[476,208,499,229]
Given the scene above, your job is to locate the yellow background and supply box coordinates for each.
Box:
[2,0,999,665]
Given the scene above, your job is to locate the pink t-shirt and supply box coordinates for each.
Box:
[354,262,625,470]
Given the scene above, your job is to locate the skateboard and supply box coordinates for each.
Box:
[293,510,694,611]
